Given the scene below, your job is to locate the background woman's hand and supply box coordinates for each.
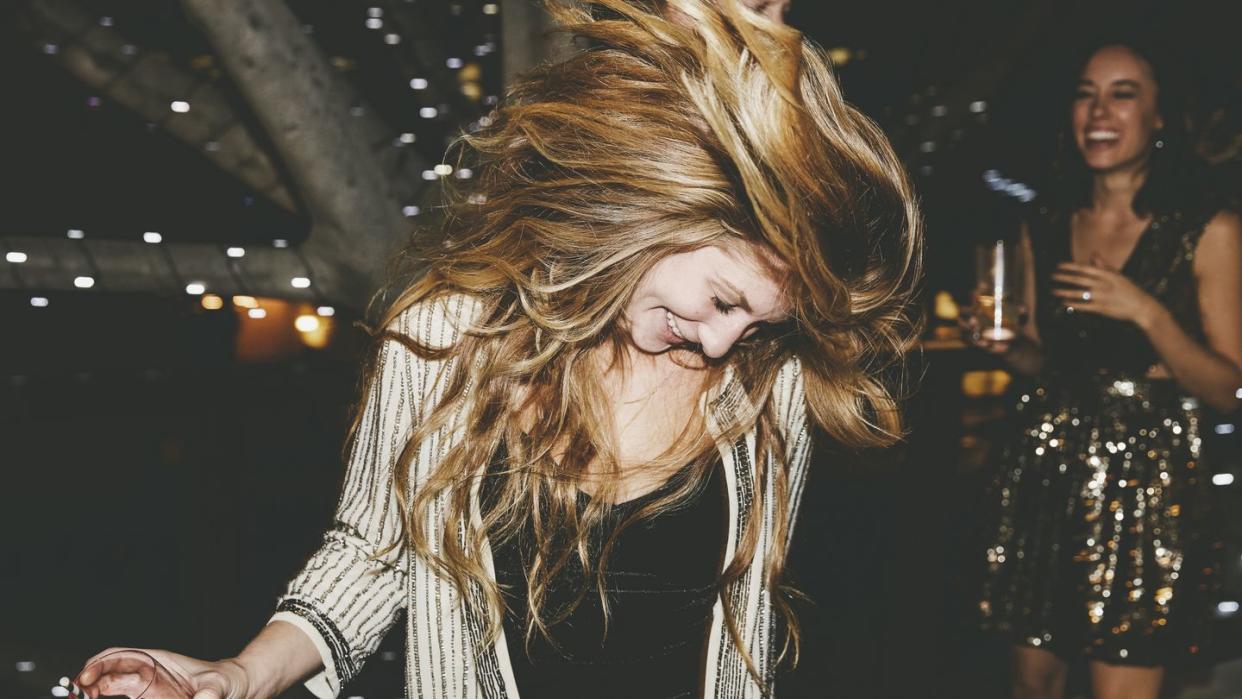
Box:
[75,647,252,699]
[1051,254,1161,326]
[957,308,1015,354]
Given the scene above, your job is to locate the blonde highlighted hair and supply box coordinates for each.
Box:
[359,0,921,687]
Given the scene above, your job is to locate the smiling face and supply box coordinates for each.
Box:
[622,244,791,359]
[1071,45,1164,174]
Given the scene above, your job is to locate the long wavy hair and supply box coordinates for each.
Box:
[358,0,922,685]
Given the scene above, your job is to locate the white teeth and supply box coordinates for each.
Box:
[666,310,685,340]
[1086,130,1119,141]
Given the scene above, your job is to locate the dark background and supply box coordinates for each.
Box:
[3,1,1240,697]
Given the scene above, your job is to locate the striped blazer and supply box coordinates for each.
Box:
[270,294,813,698]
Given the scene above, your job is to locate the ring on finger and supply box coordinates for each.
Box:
[1081,290,1092,302]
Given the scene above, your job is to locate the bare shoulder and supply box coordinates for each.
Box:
[1195,210,1242,277]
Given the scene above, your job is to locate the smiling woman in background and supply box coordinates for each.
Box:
[972,38,1242,699]
[72,1,921,698]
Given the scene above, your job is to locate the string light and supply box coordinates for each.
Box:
[1216,424,1236,435]
[483,3,500,14]
[67,229,85,239]
[365,18,383,29]
[367,7,383,17]
[232,295,258,308]
[74,276,95,288]
[317,306,335,317]
[99,16,114,27]
[970,100,988,113]
[201,294,224,310]
[143,231,163,244]
[434,163,453,176]
[400,132,416,144]
[456,168,473,179]
[5,251,27,263]
[185,282,206,295]
[420,107,438,118]
[226,247,246,258]
[446,57,464,69]
[290,276,311,289]
[170,101,191,113]
[1213,473,1235,486]
[410,78,428,90]
[248,307,267,319]
[422,170,438,180]
[44,43,59,55]
[403,205,421,216]
[30,297,49,308]
[384,33,401,45]
[273,239,289,248]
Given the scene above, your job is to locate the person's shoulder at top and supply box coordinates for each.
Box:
[386,292,486,350]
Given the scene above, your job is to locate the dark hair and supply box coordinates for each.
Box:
[1050,37,1210,217]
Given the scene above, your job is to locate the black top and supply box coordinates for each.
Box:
[1030,205,1217,378]
[483,455,726,698]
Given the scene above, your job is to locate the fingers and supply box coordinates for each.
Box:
[1057,261,1111,278]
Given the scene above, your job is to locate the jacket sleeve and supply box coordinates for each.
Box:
[772,357,812,549]
[269,296,471,698]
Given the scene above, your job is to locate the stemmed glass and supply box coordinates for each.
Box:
[66,649,194,699]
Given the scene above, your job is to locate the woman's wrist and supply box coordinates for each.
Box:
[221,656,262,699]
[1134,297,1171,334]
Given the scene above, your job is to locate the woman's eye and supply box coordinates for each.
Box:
[712,296,738,315]
[1073,90,1093,100]
[1112,91,1136,99]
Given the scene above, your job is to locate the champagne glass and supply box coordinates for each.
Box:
[68,649,194,699]
[971,239,1025,342]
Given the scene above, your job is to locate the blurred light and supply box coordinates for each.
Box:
[474,44,489,56]
[933,291,959,321]
[400,132,416,144]
[99,16,114,27]
[248,307,267,319]
[31,296,49,308]
[970,100,988,113]
[484,95,499,106]
[962,370,1011,398]
[16,661,35,672]
[1236,387,1242,399]
[1219,601,1240,615]
[422,170,438,180]
[827,47,851,65]
[420,106,438,118]
[446,57,464,69]
[460,63,482,81]
[456,168,474,179]
[185,282,206,295]
[44,43,59,55]
[201,294,224,310]
[460,81,483,100]
[170,100,190,113]
[5,251,27,264]
[483,2,499,14]
[331,56,355,70]
[403,205,421,216]
[365,17,383,29]
[290,276,311,289]
[368,6,383,17]
[273,239,289,248]
[67,228,85,239]
[295,314,321,333]
[384,33,401,45]
[143,231,163,244]
[226,246,246,258]
[232,295,258,309]
[1215,423,1236,435]
[205,140,220,152]
[74,276,95,289]
[350,105,366,117]
[121,44,137,56]
[919,141,936,153]
[931,104,948,117]
[53,688,69,698]
[87,96,103,108]
[1213,473,1235,486]
[317,305,335,317]
[410,77,429,90]
[434,163,453,176]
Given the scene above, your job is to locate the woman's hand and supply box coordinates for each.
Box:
[75,647,252,699]
[1050,254,1162,327]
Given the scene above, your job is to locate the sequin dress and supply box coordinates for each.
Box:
[978,206,1223,666]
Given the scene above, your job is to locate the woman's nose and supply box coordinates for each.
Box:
[698,317,751,358]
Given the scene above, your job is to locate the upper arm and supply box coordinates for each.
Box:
[1193,210,1242,372]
